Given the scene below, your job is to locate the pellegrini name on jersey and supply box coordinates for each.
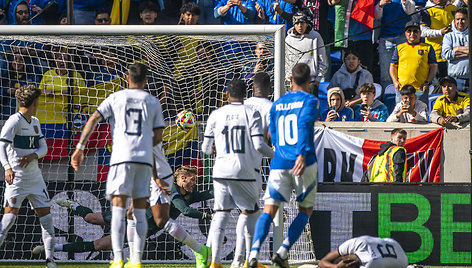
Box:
[275,101,304,111]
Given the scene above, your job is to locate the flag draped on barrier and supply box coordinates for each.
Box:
[314,127,443,182]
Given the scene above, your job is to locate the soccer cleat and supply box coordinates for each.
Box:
[248,258,259,268]
[32,245,45,255]
[194,245,211,268]
[243,260,268,268]
[109,260,124,268]
[46,258,58,268]
[55,198,77,209]
[209,262,224,268]
[123,260,141,268]
[271,253,289,268]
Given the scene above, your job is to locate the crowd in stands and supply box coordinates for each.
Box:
[0,0,470,128]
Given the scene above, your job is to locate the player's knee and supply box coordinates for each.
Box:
[94,240,109,251]
[154,215,169,229]
[299,206,313,216]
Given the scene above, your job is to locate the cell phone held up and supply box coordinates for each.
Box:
[360,103,368,111]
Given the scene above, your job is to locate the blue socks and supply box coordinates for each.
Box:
[250,212,272,253]
[282,212,309,251]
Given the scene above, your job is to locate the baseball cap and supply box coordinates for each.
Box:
[405,21,420,30]
[439,76,457,86]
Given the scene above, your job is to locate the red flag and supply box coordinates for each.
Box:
[350,0,375,28]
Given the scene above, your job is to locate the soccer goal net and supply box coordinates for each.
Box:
[0,25,316,264]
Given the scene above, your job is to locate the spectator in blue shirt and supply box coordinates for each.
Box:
[256,0,296,30]
[214,0,256,24]
[375,0,416,89]
[354,83,389,122]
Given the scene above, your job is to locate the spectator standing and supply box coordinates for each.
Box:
[430,75,470,126]
[386,84,428,123]
[390,21,438,104]
[256,0,296,30]
[156,0,187,24]
[94,9,111,25]
[178,2,200,25]
[375,0,416,89]
[354,83,389,122]
[243,41,273,81]
[139,1,159,25]
[329,0,374,73]
[73,0,107,24]
[214,0,256,24]
[196,0,221,24]
[420,0,458,78]
[328,49,373,106]
[320,87,354,121]
[285,11,327,93]
[30,0,61,25]
[362,128,408,183]
[442,8,469,93]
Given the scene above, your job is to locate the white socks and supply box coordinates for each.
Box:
[126,218,136,258]
[233,214,248,266]
[0,213,16,247]
[131,208,147,264]
[39,214,55,260]
[206,211,230,263]
[164,218,201,252]
[111,206,126,262]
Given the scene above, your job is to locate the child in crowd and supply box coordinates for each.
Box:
[386,84,428,123]
[354,83,389,122]
[321,87,354,121]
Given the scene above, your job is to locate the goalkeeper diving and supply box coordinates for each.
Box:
[33,166,213,260]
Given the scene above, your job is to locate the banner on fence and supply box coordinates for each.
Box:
[314,127,443,182]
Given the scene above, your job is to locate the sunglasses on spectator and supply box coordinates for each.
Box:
[16,10,29,15]
[96,18,110,23]
[406,29,419,33]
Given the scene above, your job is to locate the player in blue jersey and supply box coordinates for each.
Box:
[248,63,319,268]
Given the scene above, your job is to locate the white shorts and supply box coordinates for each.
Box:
[264,163,318,208]
[3,175,50,209]
[213,179,260,211]
[106,163,152,199]
[149,173,173,206]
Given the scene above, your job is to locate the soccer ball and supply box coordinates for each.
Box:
[176,110,196,131]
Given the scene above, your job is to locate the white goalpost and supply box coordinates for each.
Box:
[0,25,316,264]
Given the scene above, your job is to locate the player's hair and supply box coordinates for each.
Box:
[128,62,148,84]
[228,78,247,99]
[391,128,407,136]
[335,255,360,268]
[359,83,376,95]
[253,72,271,97]
[175,166,197,178]
[291,63,311,86]
[180,2,200,15]
[399,84,416,95]
[454,8,468,16]
[15,84,42,108]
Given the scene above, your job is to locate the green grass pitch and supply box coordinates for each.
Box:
[0,264,469,268]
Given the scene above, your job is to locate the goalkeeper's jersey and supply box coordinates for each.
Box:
[270,90,318,169]
[97,88,164,167]
[0,112,45,178]
[203,102,264,181]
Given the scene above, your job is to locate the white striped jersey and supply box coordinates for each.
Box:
[203,102,264,181]
[97,88,164,167]
[0,112,45,178]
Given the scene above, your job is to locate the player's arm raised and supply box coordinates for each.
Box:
[71,111,103,171]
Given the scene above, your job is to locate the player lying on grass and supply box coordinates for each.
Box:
[33,166,213,257]
[318,235,409,268]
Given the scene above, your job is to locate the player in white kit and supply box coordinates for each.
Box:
[318,235,409,268]
[230,72,273,268]
[71,63,163,268]
[201,78,274,268]
[0,85,57,268]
